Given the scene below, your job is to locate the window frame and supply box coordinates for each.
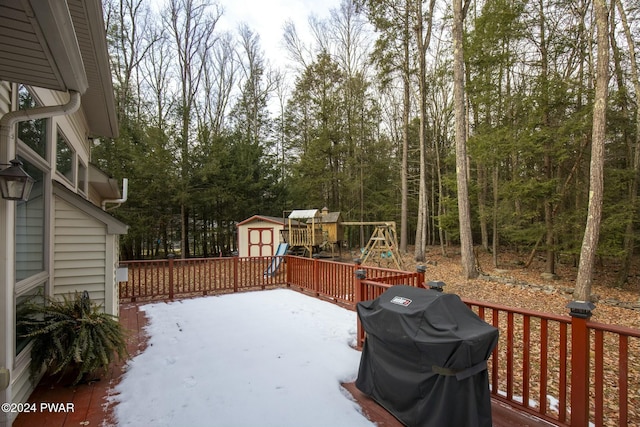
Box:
[77,160,87,195]
[55,127,76,185]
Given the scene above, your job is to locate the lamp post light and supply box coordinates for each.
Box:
[0,159,34,201]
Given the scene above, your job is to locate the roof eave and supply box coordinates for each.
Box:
[30,0,89,94]
[79,0,118,138]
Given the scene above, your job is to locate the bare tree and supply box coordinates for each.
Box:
[453,0,477,279]
[327,0,373,234]
[141,22,176,130]
[353,0,414,254]
[573,0,609,301]
[200,32,237,136]
[234,24,278,145]
[165,0,221,258]
[283,20,312,70]
[413,0,436,262]
[104,0,157,121]
[328,0,372,77]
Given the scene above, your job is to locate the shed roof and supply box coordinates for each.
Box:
[237,215,287,227]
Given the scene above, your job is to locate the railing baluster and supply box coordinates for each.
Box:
[594,329,604,427]
[492,308,500,395]
[539,319,548,416]
[507,311,514,401]
[559,322,568,423]
[619,335,628,427]
[523,315,530,408]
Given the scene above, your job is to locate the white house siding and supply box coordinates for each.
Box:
[0,81,10,112]
[9,361,31,409]
[53,197,109,311]
[15,188,44,280]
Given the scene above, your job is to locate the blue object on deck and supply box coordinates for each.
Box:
[264,243,289,277]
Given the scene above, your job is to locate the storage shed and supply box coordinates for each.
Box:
[237,215,287,258]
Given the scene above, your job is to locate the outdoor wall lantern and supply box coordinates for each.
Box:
[0,159,34,201]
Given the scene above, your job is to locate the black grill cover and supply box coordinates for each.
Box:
[356,285,499,427]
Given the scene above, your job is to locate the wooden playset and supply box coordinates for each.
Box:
[280,208,402,269]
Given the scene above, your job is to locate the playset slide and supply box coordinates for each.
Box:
[264,242,289,277]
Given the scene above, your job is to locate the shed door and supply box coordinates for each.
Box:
[247,227,274,257]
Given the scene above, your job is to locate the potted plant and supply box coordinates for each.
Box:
[18,291,128,385]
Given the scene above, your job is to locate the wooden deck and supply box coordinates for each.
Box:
[15,302,557,427]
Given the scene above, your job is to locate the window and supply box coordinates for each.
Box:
[15,159,45,281]
[17,85,47,158]
[13,90,51,358]
[56,130,74,183]
[78,161,87,194]
[15,284,45,356]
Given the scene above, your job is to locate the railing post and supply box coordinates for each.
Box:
[285,255,291,288]
[417,265,426,288]
[568,300,595,427]
[427,280,445,292]
[167,254,175,300]
[355,268,366,350]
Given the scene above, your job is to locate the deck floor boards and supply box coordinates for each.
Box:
[15,302,557,427]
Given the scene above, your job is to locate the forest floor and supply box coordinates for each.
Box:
[374,246,640,329]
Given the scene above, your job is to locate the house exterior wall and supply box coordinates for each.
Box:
[53,197,108,309]
[0,84,125,426]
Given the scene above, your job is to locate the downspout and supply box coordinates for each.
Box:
[0,90,82,149]
[102,178,128,210]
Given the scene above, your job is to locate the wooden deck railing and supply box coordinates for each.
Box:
[119,255,287,301]
[285,256,424,306]
[119,255,639,427]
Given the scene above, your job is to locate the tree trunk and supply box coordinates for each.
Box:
[477,163,489,251]
[614,0,640,287]
[400,1,410,254]
[413,0,436,262]
[574,0,609,301]
[413,0,427,262]
[453,0,477,279]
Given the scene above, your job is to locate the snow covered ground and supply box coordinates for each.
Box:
[110,289,374,427]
